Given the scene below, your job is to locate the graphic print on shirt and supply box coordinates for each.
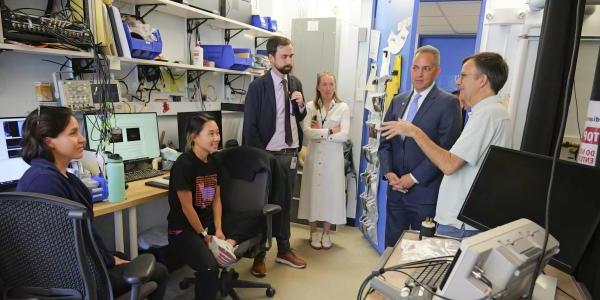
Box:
[195,174,217,208]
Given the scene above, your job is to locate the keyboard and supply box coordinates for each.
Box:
[401,261,451,299]
[125,169,166,182]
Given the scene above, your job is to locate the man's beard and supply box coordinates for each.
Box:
[276,64,293,74]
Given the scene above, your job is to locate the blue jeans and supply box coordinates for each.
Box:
[436,223,479,239]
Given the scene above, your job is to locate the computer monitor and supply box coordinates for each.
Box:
[458,146,600,274]
[177,111,222,152]
[436,219,559,299]
[0,117,30,189]
[84,113,160,161]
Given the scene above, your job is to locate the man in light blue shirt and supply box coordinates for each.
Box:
[381,52,512,239]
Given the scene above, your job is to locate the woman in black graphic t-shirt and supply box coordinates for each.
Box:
[167,114,245,299]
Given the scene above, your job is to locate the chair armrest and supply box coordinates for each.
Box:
[262,204,282,216]
[122,254,156,285]
[262,204,281,250]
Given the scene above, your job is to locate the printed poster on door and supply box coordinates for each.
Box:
[577,101,600,166]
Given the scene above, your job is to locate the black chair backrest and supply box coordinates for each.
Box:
[0,192,112,300]
[216,147,273,258]
[219,169,269,215]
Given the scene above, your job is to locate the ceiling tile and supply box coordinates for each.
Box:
[418,25,455,35]
[447,16,480,26]
[419,3,444,17]
[419,16,449,26]
[439,1,481,16]
[452,25,478,34]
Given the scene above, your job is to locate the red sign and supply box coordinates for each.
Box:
[582,127,600,144]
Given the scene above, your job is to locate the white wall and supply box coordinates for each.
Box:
[582,5,600,37]
[259,0,364,36]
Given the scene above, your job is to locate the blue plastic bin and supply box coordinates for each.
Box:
[122,21,163,59]
[203,45,252,71]
[251,15,269,30]
[268,19,278,32]
[256,49,268,56]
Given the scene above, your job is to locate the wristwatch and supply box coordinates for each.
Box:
[200,229,208,238]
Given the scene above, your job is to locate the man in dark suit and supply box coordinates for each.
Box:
[378,45,462,247]
[243,36,307,276]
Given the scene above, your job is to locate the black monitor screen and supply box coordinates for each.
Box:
[0,117,30,189]
[177,111,222,152]
[458,146,600,274]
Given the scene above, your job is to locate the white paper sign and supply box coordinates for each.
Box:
[109,56,121,71]
[307,20,319,32]
[577,101,600,166]
[369,30,381,60]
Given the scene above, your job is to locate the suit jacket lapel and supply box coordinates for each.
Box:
[397,91,413,119]
[265,70,277,116]
[412,86,439,125]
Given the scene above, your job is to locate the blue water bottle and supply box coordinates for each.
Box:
[107,153,126,203]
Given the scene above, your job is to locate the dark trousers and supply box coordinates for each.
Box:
[269,152,296,253]
[108,252,169,300]
[385,191,435,247]
[169,230,219,300]
[168,216,260,270]
[168,215,260,299]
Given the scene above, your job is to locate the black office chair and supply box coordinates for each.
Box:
[180,146,281,299]
[0,192,157,300]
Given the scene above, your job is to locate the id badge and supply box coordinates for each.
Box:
[290,157,298,169]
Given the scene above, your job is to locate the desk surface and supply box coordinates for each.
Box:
[366,231,586,300]
[93,176,168,216]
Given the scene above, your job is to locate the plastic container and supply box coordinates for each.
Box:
[268,19,278,32]
[203,45,253,71]
[107,153,126,203]
[251,15,269,30]
[122,21,163,59]
[192,42,204,66]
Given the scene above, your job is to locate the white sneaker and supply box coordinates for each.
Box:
[310,232,322,250]
[321,233,332,249]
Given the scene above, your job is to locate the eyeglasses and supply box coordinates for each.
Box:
[454,73,480,82]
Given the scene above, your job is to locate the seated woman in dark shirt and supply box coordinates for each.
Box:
[16,106,167,299]
[167,114,258,299]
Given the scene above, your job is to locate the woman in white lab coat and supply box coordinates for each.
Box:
[298,72,350,250]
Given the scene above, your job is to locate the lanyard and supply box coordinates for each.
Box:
[319,101,335,127]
